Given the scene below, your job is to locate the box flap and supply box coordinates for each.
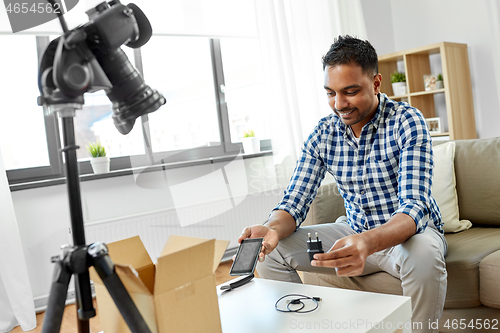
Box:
[107,236,153,271]
[160,235,210,257]
[90,236,156,294]
[115,264,153,296]
[212,240,230,273]
[161,235,229,273]
[155,237,215,294]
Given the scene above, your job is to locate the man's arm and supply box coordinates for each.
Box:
[312,213,416,276]
[393,109,437,234]
[238,120,330,260]
[264,210,297,240]
[238,210,296,262]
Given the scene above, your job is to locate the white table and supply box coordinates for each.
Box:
[218,278,412,333]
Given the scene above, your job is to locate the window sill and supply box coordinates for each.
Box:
[9,150,274,192]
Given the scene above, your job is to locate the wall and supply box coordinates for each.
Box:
[360,0,395,56]
[362,0,500,139]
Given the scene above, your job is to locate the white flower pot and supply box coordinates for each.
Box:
[436,81,444,89]
[242,137,260,154]
[391,82,406,96]
[90,156,110,174]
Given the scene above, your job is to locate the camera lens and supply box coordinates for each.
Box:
[95,48,166,134]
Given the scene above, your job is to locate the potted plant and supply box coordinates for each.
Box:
[436,73,444,89]
[87,142,110,174]
[390,71,407,96]
[241,130,260,154]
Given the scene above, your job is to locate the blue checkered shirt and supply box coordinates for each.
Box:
[274,93,443,234]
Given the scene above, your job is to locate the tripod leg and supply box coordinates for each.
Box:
[42,258,72,333]
[77,318,90,333]
[89,243,152,333]
[74,271,93,333]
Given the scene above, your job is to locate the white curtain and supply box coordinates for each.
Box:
[0,148,36,332]
[254,0,367,186]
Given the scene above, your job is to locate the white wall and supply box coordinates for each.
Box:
[360,0,395,56]
[362,0,500,139]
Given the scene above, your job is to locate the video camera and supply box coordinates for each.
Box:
[38,0,166,134]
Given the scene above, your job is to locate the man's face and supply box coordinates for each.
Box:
[323,62,381,135]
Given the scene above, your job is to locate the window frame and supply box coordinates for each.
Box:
[6,35,272,189]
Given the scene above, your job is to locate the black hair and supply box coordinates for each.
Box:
[322,35,378,75]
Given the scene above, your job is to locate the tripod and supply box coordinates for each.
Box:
[41,105,152,333]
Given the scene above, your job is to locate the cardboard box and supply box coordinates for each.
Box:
[90,235,229,333]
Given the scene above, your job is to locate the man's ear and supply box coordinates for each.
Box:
[373,73,382,94]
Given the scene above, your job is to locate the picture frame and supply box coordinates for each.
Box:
[423,74,438,91]
[426,117,441,134]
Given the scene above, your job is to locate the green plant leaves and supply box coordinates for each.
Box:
[243,130,255,138]
[87,142,106,157]
[390,71,406,83]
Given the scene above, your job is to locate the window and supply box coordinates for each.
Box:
[140,36,221,152]
[219,38,271,143]
[2,34,272,188]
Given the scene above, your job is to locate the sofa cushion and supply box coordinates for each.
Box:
[432,141,472,233]
[439,307,500,333]
[480,250,500,309]
[443,227,500,308]
[454,137,500,226]
[303,226,500,309]
[302,182,346,226]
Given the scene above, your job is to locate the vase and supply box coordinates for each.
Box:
[90,156,110,174]
[391,82,406,96]
[242,137,260,154]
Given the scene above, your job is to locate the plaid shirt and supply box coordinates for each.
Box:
[274,93,443,234]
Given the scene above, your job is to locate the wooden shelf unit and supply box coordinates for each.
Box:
[378,42,477,140]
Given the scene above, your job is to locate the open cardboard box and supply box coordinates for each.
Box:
[89,235,229,333]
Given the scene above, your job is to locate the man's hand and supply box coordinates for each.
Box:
[236,210,296,262]
[311,233,369,276]
[310,213,417,276]
[238,225,279,262]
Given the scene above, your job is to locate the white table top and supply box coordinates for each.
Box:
[217,277,412,333]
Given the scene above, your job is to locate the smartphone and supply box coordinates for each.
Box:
[229,238,263,276]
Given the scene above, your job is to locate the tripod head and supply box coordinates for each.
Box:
[37,0,166,133]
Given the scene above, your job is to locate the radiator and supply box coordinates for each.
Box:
[84,191,283,262]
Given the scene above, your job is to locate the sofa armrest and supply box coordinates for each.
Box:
[302,182,346,226]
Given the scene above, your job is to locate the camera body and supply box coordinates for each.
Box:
[84,1,141,55]
[38,1,165,134]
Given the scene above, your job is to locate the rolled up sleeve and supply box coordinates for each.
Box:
[393,110,435,234]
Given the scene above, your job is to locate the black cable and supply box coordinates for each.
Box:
[275,294,321,314]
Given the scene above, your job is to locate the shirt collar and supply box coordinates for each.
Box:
[371,93,387,130]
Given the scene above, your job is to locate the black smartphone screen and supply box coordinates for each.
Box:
[229,238,263,276]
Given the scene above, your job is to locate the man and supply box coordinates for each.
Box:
[238,35,447,333]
